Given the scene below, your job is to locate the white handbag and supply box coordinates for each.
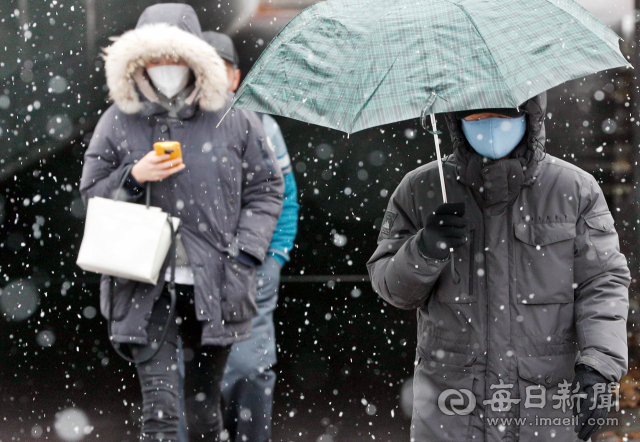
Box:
[76,179,181,285]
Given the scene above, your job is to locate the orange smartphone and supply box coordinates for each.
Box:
[153,141,182,165]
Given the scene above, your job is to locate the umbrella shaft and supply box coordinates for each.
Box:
[430,113,448,204]
[430,113,454,254]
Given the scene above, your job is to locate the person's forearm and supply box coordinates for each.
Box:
[368,233,449,310]
[80,161,133,204]
[574,266,630,382]
[234,191,283,263]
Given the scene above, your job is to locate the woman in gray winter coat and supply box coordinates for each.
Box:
[368,93,630,442]
[79,4,283,441]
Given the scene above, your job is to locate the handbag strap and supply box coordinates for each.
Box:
[107,215,178,365]
[113,164,152,209]
[113,164,134,201]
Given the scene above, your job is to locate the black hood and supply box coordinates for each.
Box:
[444,93,547,210]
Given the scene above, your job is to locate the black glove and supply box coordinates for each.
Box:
[418,202,470,260]
[571,364,613,441]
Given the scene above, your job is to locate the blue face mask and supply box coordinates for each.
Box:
[461,115,527,160]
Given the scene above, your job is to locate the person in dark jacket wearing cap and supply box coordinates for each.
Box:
[79,5,283,442]
[202,30,300,442]
[368,95,630,442]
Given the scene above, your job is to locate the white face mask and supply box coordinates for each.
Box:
[146,65,190,99]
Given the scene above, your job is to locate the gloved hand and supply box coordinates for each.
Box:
[571,364,613,441]
[418,202,469,260]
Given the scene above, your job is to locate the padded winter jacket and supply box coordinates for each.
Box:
[79,4,283,346]
[368,93,630,441]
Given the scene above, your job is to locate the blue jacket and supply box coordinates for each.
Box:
[261,114,299,268]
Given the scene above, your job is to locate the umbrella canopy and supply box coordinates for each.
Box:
[233,0,630,134]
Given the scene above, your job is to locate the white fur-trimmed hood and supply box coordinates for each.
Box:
[103,22,228,114]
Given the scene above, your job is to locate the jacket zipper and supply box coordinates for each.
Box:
[469,228,475,300]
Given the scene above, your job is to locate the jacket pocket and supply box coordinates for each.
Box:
[516,353,577,440]
[435,223,476,303]
[220,258,258,323]
[411,356,476,441]
[513,222,576,304]
[584,212,615,233]
[583,211,619,271]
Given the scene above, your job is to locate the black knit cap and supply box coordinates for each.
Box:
[202,31,240,66]
[455,108,524,119]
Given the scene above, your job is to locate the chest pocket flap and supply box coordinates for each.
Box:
[514,222,576,246]
[513,222,576,305]
[584,212,615,232]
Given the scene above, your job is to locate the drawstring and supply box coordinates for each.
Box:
[532,138,547,163]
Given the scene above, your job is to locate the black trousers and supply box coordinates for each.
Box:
[128,284,231,442]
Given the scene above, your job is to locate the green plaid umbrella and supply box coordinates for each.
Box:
[229,0,630,214]
[229,0,630,268]
[233,0,629,134]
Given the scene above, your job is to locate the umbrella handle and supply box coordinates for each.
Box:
[429,113,461,284]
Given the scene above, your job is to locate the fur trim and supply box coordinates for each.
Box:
[104,23,228,114]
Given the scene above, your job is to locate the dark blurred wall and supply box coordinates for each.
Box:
[0,0,259,181]
[1,1,639,440]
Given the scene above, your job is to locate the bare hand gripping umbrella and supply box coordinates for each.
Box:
[226,0,630,272]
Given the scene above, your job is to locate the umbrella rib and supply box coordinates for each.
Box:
[539,0,623,52]
[539,0,629,69]
[441,0,517,107]
[236,3,324,99]
[338,10,397,133]
[349,56,399,133]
